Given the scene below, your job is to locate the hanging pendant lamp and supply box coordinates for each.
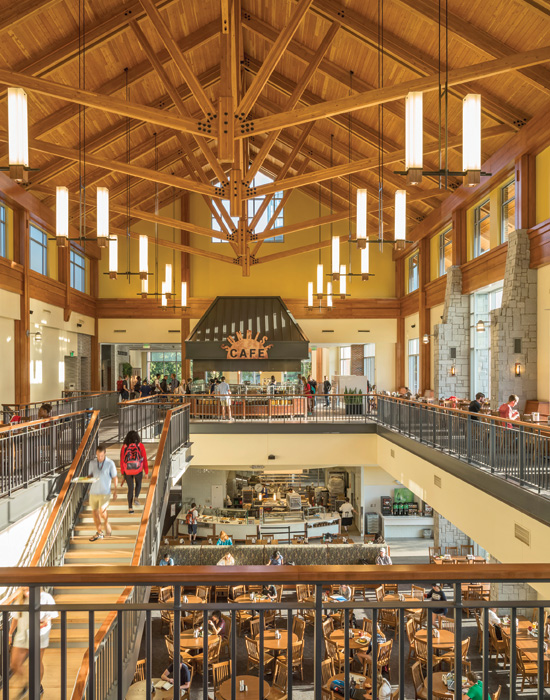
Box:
[96,187,109,248]
[7,87,29,183]
[139,235,148,280]
[108,236,118,279]
[55,186,69,247]
[463,94,482,186]
[394,190,407,250]
[405,92,423,185]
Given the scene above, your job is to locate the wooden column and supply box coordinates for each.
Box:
[395,257,405,390]
[451,207,467,267]
[14,207,30,403]
[418,237,431,392]
[515,153,536,231]
[180,194,192,379]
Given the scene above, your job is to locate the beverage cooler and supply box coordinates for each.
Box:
[380,496,392,516]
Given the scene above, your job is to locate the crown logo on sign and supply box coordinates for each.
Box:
[221,330,273,359]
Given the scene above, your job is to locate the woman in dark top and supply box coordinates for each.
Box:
[120,430,148,513]
[426,583,448,625]
[208,611,227,639]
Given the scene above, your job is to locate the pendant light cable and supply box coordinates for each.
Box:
[78,0,86,243]
[377,0,384,249]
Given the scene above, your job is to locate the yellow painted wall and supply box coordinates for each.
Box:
[536,145,550,224]
[537,265,550,402]
[377,437,550,598]
[98,200,182,298]
[188,190,396,299]
[430,303,444,391]
[466,183,509,261]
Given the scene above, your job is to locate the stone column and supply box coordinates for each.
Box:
[433,512,471,551]
[490,229,537,411]
[433,267,470,398]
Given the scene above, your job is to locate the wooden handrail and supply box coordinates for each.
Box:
[70,404,181,700]
[0,408,93,434]
[4,563,550,586]
[375,393,550,432]
[29,411,100,567]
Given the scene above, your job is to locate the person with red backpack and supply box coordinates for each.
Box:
[120,430,148,514]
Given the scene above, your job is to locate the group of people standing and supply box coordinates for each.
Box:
[300,374,332,413]
[117,374,194,401]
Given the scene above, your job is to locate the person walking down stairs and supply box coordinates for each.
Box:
[120,431,148,514]
[88,443,118,542]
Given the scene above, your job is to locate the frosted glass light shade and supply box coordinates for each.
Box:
[96,187,109,247]
[356,189,367,248]
[56,186,69,246]
[339,264,347,297]
[394,189,407,250]
[108,235,118,279]
[139,235,148,279]
[307,281,314,308]
[331,236,340,279]
[316,263,324,298]
[463,94,481,186]
[8,87,28,168]
[405,92,423,184]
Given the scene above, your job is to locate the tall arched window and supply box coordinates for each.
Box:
[212,172,284,242]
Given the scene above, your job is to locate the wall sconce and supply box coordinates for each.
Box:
[26,330,42,342]
[515,362,521,377]
[476,320,486,332]
[450,365,456,376]
[422,334,433,345]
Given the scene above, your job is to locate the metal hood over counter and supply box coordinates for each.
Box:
[185,296,309,371]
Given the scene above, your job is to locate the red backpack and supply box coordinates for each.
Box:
[123,443,143,475]
[186,509,197,525]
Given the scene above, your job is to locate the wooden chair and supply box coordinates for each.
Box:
[212,660,231,698]
[192,637,221,676]
[382,583,398,595]
[215,585,230,602]
[361,617,384,639]
[445,546,459,556]
[463,585,485,617]
[488,622,507,667]
[375,586,384,602]
[414,639,442,673]
[474,612,483,653]
[321,658,334,700]
[440,559,457,565]
[516,649,538,691]
[132,659,146,684]
[228,592,253,634]
[406,618,417,661]
[411,584,425,600]
[322,617,334,638]
[428,546,441,560]
[245,534,258,544]
[380,607,398,636]
[220,615,232,659]
[362,639,393,681]
[249,617,260,639]
[411,661,428,700]
[159,586,173,602]
[491,686,502,700]
[270,660,288,700]
[231,585,246,598]
[461,544,474,556]
[292,616,306,641]
[196,586,211,602]
[439,616,455,632]
[438,637,470,671]
[324,637,346,674]
[244,636,275,674]
[279,641,304,680]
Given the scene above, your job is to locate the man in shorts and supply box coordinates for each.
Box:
[214,375,232,421]
[88,443,118,541]
[187,502,199,544]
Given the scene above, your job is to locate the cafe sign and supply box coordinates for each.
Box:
[221,330,273,359]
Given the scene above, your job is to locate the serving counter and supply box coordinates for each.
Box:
[177,507,342,542]
[188,395,307,420]
[381,514,434,539]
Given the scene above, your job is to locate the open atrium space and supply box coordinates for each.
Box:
[1,0,550,698]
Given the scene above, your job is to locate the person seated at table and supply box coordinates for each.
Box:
[216,531,233,546]
[426,583,448,625]
[375,547,392,565]
[208,610,227,639]
[160,656,191,692]
[352,672,392,700]
[373,533,385,544]
[217,552,235,566]
[498,394,520,427]
[465,672,483,700]
[267,549,283,565]
[481,607,503,639]
[159,553,174,566]
[262,584,277,600]
[339,584,353,601]
[468,392,485,420]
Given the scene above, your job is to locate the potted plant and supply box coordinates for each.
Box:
[344,387,364,415]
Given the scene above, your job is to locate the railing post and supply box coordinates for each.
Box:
[453,583,462,700]
[28,585,41,699]
[518,426,525,485]
[466,415,472,463]
[314,584,323,700]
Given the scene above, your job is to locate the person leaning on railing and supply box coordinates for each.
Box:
[498,394,520,428]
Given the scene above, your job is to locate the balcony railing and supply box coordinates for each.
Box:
[0,409,94,497]
[2,391,118,424]
[0,564,548,700]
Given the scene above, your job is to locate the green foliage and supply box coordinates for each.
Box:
[122,362,132,378]
[344,387,363,405]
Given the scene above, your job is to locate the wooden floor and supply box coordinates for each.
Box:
[9,443,157,699]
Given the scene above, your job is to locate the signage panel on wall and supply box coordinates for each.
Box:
[221,330,273,359]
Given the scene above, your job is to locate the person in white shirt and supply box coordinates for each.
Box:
[481,608,503,639]
[375,547,393,565]
[214,376,232,421]
[217,553,235,566]
[339,497,356,533]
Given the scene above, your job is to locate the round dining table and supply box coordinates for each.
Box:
[383,593,422,613]
[218,675,271,700]
[325,673,371,698]
[330,628,371,651]
[423,672,472,699]
[415,628,455,651]
[165,595,204,607]
[263,630,298,652]
[179,631,219,650]
[234,594,271,604]
[125,678,174,699]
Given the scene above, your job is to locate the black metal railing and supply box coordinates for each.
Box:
[117,396,177,442]
[375,396,550,495]
[0,564,548,700]
[2,391,118,424]
[0,410,94,497]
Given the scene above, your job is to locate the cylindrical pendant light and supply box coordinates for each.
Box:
[96,187,109,248]
[139,235,148,280]
[331,236,340,280]
[7,88,28,182]
[161,282,167,307]
[55,186,69,247]
[356,189,367,249]
[140,276,148,299]
[327,282,333,308]
[181,281,188,308]
[463,94,481,186]
[307,281,314,308]
[316,263,324,299]
[108,235,118,279]
[339,264,347,299]
[405,92,423,185]
[165,263,172,299]
[394,190,407,250]
[360,245,369,281]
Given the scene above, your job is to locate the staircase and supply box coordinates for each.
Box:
[8,443,158,699]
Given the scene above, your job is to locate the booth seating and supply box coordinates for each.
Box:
[159,542,386,567]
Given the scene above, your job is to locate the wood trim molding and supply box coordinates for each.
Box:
[528,217,550,268]
[424,276,447,309]
[461,245,508,295]
[400,290,419,317]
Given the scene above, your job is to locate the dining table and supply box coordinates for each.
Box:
[383,593,422,613]
[125,678,174,699]
[432,556,487,564]
[218,676,271,700]
[234,594,272,604]
[415,628,456,651]
[501,617,550,682]
[330,628,371,651]
[325,672,371,698]
[179,630,219,650]
[423,671,473,699]
[165,594,205,607]
[262,629,298,653]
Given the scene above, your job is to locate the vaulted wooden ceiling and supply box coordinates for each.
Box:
[1,0,550,273]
